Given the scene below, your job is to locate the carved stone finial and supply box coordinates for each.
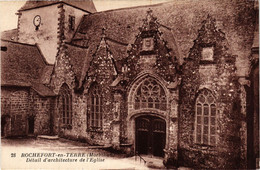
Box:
[147,8,153,14]
[198,15,217,45]
[101,27,106,38]
[142,8,157,31]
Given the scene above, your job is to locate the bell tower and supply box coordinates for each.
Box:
[17,0,96,64]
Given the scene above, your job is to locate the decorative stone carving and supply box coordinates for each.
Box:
[202,47,214,61]
[142,37,154,51]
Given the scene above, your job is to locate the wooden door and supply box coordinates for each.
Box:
[135,115,166,157]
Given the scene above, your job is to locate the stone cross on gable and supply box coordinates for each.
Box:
[143,8,157,30]
[100,27,107,47]
[198,15,218,45]
[146,8,153,23]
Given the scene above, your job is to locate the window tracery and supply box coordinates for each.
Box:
[59,84,72,127]
[87,85,103,130]
[134,78,166,111]
[195,89,217,145]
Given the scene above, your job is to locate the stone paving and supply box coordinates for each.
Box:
[1,137,193,170]
[0,138,157,170]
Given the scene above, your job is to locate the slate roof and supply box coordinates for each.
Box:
[1,40,55,96]
[1,29,18,41]
[66,43,91,84]
[70,0,256,80]
[19,0,96,13]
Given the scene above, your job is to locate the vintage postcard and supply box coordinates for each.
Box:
[0,0,259,169]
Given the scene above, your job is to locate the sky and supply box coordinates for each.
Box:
[0,0,171,32]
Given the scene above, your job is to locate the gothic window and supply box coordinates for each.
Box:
[195,89,217,145]
[87,85,103,130]
[134,78,166,111]
[59,84,72,127]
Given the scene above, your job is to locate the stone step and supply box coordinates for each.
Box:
[37,135,59,140]
[178,167,192,170]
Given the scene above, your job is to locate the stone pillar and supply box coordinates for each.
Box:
[112,123,120,149]
[111,93,121,149]
[164,90,179,167]
[238,77,250,169]
[53,96,59,135]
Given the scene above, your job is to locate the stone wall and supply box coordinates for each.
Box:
[51,38,116,145]
[178,16,242,169]
[63,4,88,41]
[57,90,110,145]
[18,5,60,64]
[18,3,89,64]
[1,87,54,137]
[1,87,29,136]
[29,89,55,135]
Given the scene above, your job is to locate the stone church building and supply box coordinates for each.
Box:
[1,0,259,169]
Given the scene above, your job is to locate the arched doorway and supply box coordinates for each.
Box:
[1,116,7,137]
[135,115,166,157]
[28,116,35,134]
[1,115,10,137]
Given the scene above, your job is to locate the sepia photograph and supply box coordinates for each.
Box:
[0,0,259,169]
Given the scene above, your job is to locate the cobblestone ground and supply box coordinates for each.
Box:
[1,138,150,170]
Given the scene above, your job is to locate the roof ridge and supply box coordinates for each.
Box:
[19,0,96,13]
[105,37,128,46]
[85,1,168,17]
[18,1,60,12]
[65,41,89,49]
[1,39,54,66]
[1,39,36,47]
[1,28,18,33]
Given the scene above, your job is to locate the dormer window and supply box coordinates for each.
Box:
[201,47,214,61]
[69,15,75,31]
[142,37,154,51]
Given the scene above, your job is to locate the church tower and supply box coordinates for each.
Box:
[17,0,96,64]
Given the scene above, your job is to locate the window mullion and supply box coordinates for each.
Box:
[65,96,67,124]
[201,104,204,144]
[208,104,211,145]
[62,96,65,124]
[101,96,102,128]
[98,96,100,128]
[69,95,72,125]
[67,95,70,125]
[67,95,69,125]
[65,96,68,125]
[70,95,73,124]
[94,96,96,127]
[195,102,198,143]
[99,96,101,128]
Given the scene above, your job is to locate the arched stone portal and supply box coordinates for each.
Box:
[126,74,178,158]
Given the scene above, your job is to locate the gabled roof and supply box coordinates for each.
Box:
[66,43,91,85]
[1,40,55,96]
[65,33,119,88]
[19,0,96,13]
[71,0,256,77]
